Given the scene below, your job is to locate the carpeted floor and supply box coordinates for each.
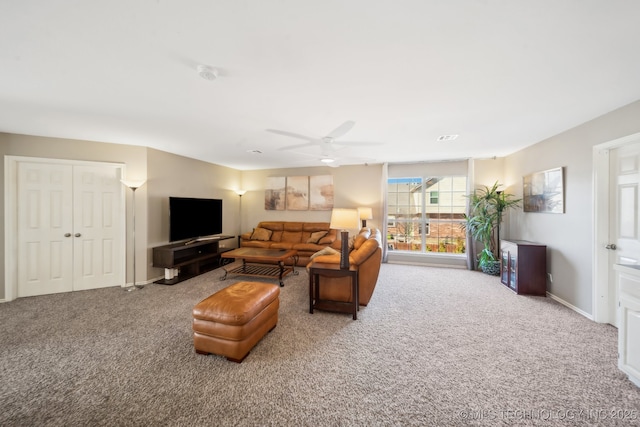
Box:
[1,263,639,426]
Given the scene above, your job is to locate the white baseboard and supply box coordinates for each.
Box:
[122,278,155,288]
[547,291,594,321]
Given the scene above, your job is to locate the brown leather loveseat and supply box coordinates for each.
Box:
[306,228,382,306]
[240,221,340,266]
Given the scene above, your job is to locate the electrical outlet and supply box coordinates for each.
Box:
[547,273,553,283]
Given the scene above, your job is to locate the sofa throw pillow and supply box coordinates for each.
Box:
[306,231,327,243]
[318,233,336,245]
[250,227,272,241]
[309,246,339,261]
[348,235,357,250]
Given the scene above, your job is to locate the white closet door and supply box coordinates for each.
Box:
[72,164,124,291]
[17,162,74,297]
[16,160,124,297]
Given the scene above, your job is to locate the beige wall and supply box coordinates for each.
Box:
[145,148,241,280]
[240,164,384,234]
[503,99,640,314]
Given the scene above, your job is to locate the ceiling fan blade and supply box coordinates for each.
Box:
[325,121,355,139]
[266,129,318,143]
[277,142,317,151]
[332,141,384,147]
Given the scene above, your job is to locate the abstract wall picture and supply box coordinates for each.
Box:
[264,176,286,210]
[309,175,334,210]
[286,176,309,210]
[523,167,564,213]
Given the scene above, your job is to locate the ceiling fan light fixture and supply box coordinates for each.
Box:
[320,158,335,163]
[197,65,218,81]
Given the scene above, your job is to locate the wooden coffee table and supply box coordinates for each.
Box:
[220,247,298,287]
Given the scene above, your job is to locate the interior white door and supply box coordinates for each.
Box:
[16,160,124,297]
[72,165,124,291]
[17,162,74,297]
[609,142,640,326]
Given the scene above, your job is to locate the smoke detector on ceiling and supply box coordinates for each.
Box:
[437,135,459,142]
[197,65,218,81]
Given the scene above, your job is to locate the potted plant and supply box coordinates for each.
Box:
[464,182,521,275]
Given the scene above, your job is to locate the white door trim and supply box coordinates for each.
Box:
[4,156,127,302]
[593,132,640,323]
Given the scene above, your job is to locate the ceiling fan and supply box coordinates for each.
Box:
[266,121,380,165]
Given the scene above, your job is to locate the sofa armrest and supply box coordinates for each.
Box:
[309,254,342,265]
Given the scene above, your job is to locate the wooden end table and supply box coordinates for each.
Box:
[308,262,359,320]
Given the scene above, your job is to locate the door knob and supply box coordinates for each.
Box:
[75,233,82,238]
[64,233,71,237]
[605,244,617,250]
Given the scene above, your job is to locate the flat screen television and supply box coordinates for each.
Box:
[169,197,223,242]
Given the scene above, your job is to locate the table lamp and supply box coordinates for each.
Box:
[330,208,360,269]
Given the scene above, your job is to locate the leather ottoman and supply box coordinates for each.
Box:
[192,281,280,363]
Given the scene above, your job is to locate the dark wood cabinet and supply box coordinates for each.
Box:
[500,240,547,296]
[153,236,234,285]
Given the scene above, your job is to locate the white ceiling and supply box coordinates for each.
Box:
[1,1,640,170]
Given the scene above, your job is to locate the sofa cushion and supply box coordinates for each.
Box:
[282,231,302,243]
[250,227,272,241]
[307,231,327,243]
[271,242,294,250]
[283,222,303,232]
[303,222,332,232]
[257,222,285,231]
[242,240,271,249]
[353,234,368,250]
[293,242,329,253]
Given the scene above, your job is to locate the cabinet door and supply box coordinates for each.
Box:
[619,296,640,385]
[508,253,517,291]
[500,250,509,285]
[619,272,640,386]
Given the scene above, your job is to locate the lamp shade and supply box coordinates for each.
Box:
[330,208,360,231]
[121,179,146,190]
[235,189,247,196]
[358,207,373,221]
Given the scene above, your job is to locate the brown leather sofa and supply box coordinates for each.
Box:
[306,228,382,306]
[240,221,340,266]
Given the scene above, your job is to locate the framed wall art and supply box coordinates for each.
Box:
[264,176,286,210]
[523,167,564,213]
[285,176,309,210]
[309,175,334,210]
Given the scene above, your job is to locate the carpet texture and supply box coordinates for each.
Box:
[1,264,639,426]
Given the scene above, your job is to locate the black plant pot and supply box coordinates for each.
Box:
[481,260,501,276]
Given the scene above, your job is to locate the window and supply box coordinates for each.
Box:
[387,176,467,255]
[429,191,439,204]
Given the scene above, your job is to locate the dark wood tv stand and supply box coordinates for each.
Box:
[152,235,234,285]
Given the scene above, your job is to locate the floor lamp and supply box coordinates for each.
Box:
[329,208,360,270]
[122,179,146,291]
[235,190,246,247]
